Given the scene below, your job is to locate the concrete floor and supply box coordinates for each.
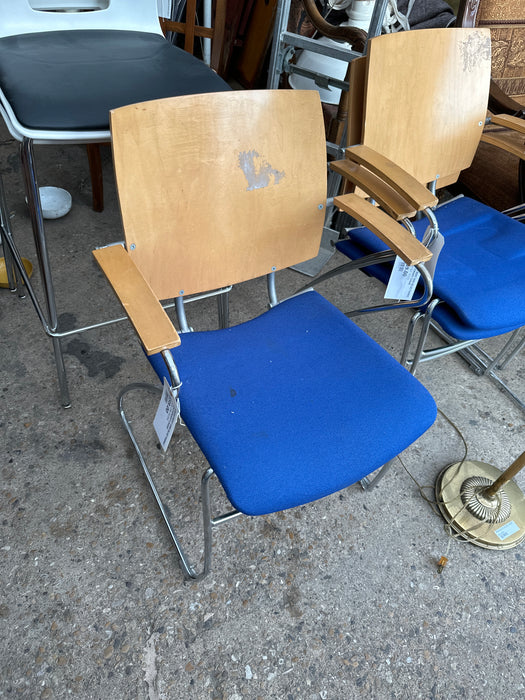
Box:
[1,125,524,700]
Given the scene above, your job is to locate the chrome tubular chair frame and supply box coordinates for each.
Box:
[118,382,242,582]
[401,305,525,411]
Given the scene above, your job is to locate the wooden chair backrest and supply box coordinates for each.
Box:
[110,90,327,301]
[159,0,226,75]
[355,28,492,187]
[457,0,525,103]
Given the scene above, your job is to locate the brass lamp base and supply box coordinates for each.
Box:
[435,460,525,550]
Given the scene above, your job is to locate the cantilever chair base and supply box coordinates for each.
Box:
[119,383,224,581]
[402,315,525,411]
[118,382,399,580]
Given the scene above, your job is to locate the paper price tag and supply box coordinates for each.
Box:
[495,520,520,541]
[385,257,420,301]
[384,228,445,301]
[153,378,181,452]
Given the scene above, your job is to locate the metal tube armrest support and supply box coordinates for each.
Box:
[92,244,180,356]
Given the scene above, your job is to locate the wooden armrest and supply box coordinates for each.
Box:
[334,193,432,266]
[490,113,525,134]
[481,131,525,160]
[93,245,180,356]
[482,114,525,160]
[345,145,438,211]
[330,159,416,220]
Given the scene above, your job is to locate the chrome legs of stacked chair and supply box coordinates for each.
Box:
[401,305,525,412]
[20,137,71,407]
[0,172,25,294]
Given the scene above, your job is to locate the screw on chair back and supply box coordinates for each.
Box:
[109,90,327,301]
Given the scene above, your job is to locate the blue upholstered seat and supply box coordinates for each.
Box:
[148,291,437,516]
[0,29,229,131]
[337,197,525,341]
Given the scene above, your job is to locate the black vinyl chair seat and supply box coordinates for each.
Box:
[0,29,230,131]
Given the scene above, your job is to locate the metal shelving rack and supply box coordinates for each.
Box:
[267,0,390,274]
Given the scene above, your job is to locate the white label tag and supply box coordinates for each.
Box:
[494,520,520,541]
[385,257,420,301]
[384,226,445,301]
[153,378,181,452]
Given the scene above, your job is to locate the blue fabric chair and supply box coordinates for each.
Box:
[93,89,437,579]
[311,28,525,409]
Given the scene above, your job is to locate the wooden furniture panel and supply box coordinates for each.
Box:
[110,90,327,300]
[361,28,491,187]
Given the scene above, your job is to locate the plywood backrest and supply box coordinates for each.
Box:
[110,90,327,300]
[361,28,491,186]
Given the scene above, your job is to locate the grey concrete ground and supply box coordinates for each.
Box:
[0,126,524,700]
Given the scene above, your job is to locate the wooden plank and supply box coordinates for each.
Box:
[330,159,416,220]
[334,193,433,266]
[481,130,525,158]
[233,0,278,88]
[346,56,367,148]
[161,20,214,40]
[183,0,197,53]
[346,145,438,210]
[93,245,180,356]
[490,113,525,134]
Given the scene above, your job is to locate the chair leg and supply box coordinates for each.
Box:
[400,305,438,375]
[86,143,104,213]
[118,382,215,580]
[488,328,525,372]
[217,289,230,328]
[20,138,71,408]
[400,309,424,369]
[360,458,397,490]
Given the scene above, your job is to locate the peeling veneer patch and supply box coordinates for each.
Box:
[460,30,491,72]
[238,150,285,191]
